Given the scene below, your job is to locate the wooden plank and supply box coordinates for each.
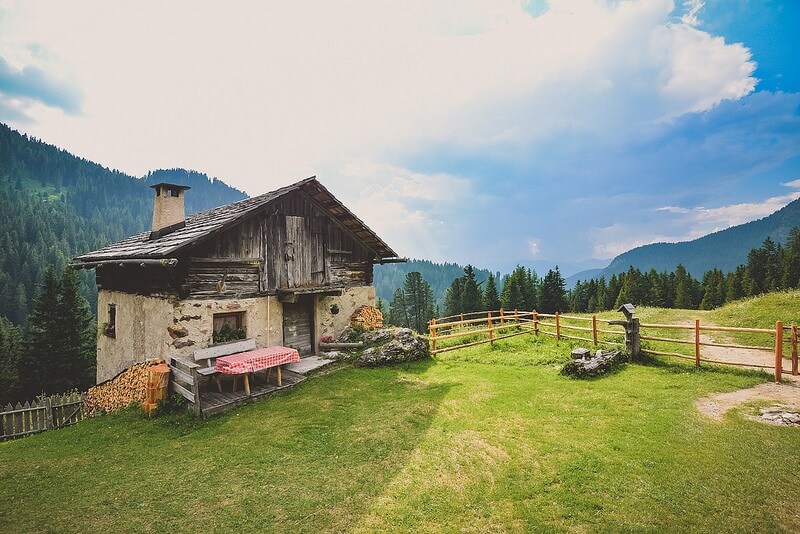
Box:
[169,364,194,386]
[170,381,195,403]
[189,257,261,264]
[283,299,313,356]
[171,357,199,370]
[193,338,256,361]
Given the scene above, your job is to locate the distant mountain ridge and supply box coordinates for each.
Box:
[567,197,800,284]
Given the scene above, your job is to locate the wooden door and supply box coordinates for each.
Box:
[282,298,314,357]
[285,216,325,288]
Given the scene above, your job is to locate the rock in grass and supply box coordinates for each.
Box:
[561,349,627,378]
[349,327,430,366]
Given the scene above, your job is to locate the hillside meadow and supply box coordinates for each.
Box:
[2,322,799,533]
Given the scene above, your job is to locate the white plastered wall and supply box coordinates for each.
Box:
[96,287,375,383]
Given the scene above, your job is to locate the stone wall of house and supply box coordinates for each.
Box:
[316,286,376,343]
[171,295,284,356]
[96,290,175,383]
[96,287,375,383]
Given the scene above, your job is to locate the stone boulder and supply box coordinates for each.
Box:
[333,327,429,366]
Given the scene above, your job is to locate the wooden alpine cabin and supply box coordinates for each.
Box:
[72,177,402,384]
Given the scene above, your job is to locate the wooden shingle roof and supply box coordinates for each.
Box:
[73,177,400,266]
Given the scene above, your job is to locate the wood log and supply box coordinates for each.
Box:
[83,360,166,416]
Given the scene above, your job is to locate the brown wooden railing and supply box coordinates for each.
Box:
[639,320,797,381]
[429,307,798,382]
[428,309,625,355]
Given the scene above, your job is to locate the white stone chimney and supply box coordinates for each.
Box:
[150,183,190,238]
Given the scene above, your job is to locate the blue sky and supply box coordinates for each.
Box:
[0,0,798,275]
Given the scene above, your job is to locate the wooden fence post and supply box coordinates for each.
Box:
[775,321,783,382]
[792,325,798,376]
[192,367,202,417]
[695,319,701,369]
[430,318,437,354]
[592,315,598,346]
[514,309,519,324]
[556,312,561,341]
[44,396,53,430]
[460,313,464,324]
[533,310,539,336]
[500,308,505,327]
[488,312,494,345]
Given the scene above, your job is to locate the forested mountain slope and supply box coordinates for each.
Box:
[0,123,247,326]
[579,198,800,281]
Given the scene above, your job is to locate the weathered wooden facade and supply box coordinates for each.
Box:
[72,177,402,384]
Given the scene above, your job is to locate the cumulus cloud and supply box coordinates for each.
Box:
[338,161,480,262]
[0,56,83,118]
[0,0,786,269]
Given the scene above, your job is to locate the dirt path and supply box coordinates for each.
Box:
[692,321,800,422]
[695,381,800,421]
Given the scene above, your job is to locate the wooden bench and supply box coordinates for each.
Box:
[169,338,257,415]
[194,338,257,392]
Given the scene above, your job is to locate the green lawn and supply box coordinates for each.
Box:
[2,334,798,533]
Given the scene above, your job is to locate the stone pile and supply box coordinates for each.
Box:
[758,406,800,426]
[331,327,429,366]
[561,348,627,378]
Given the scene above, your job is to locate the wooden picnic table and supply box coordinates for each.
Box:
[215,346,301,396]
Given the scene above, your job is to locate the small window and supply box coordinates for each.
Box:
[212,312,246,344]
[105,304,116,338]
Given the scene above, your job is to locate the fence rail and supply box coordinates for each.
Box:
[428,309,626,355]
[639,319,797,381]
[428,307,798,382]
[0,392,85,441]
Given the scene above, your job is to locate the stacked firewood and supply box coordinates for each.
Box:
[350,305,383,330]
[84,360,164,416]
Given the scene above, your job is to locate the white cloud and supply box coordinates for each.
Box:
[337,161,478,262]
[527,239,540,258]
[656,206,690,214]
[688,192,800,228]
[0,0,758,194]
[782,178,800,189]
[680,0,705,27]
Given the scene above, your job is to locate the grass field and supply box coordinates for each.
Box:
[2,332,799,533]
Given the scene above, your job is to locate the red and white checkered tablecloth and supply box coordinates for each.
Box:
[215,346,301,375]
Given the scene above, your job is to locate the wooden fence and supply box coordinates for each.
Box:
[639,320,798,381]
[428,309,625,355]
[0,392,85,441]
[428,309,798,382]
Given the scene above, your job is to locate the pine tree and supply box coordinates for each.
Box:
[500,266,527,311]
[20,266,62,398]
[0,316,23,405]
[444,278,463,317]
[483,273,501,311]
[56,268,96,390]
[460,265,482,314]
[783,227,800,288]
[402,272,436,333]
[673,264,694,309]
[538,267,566,314]
[388,288,410,328]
